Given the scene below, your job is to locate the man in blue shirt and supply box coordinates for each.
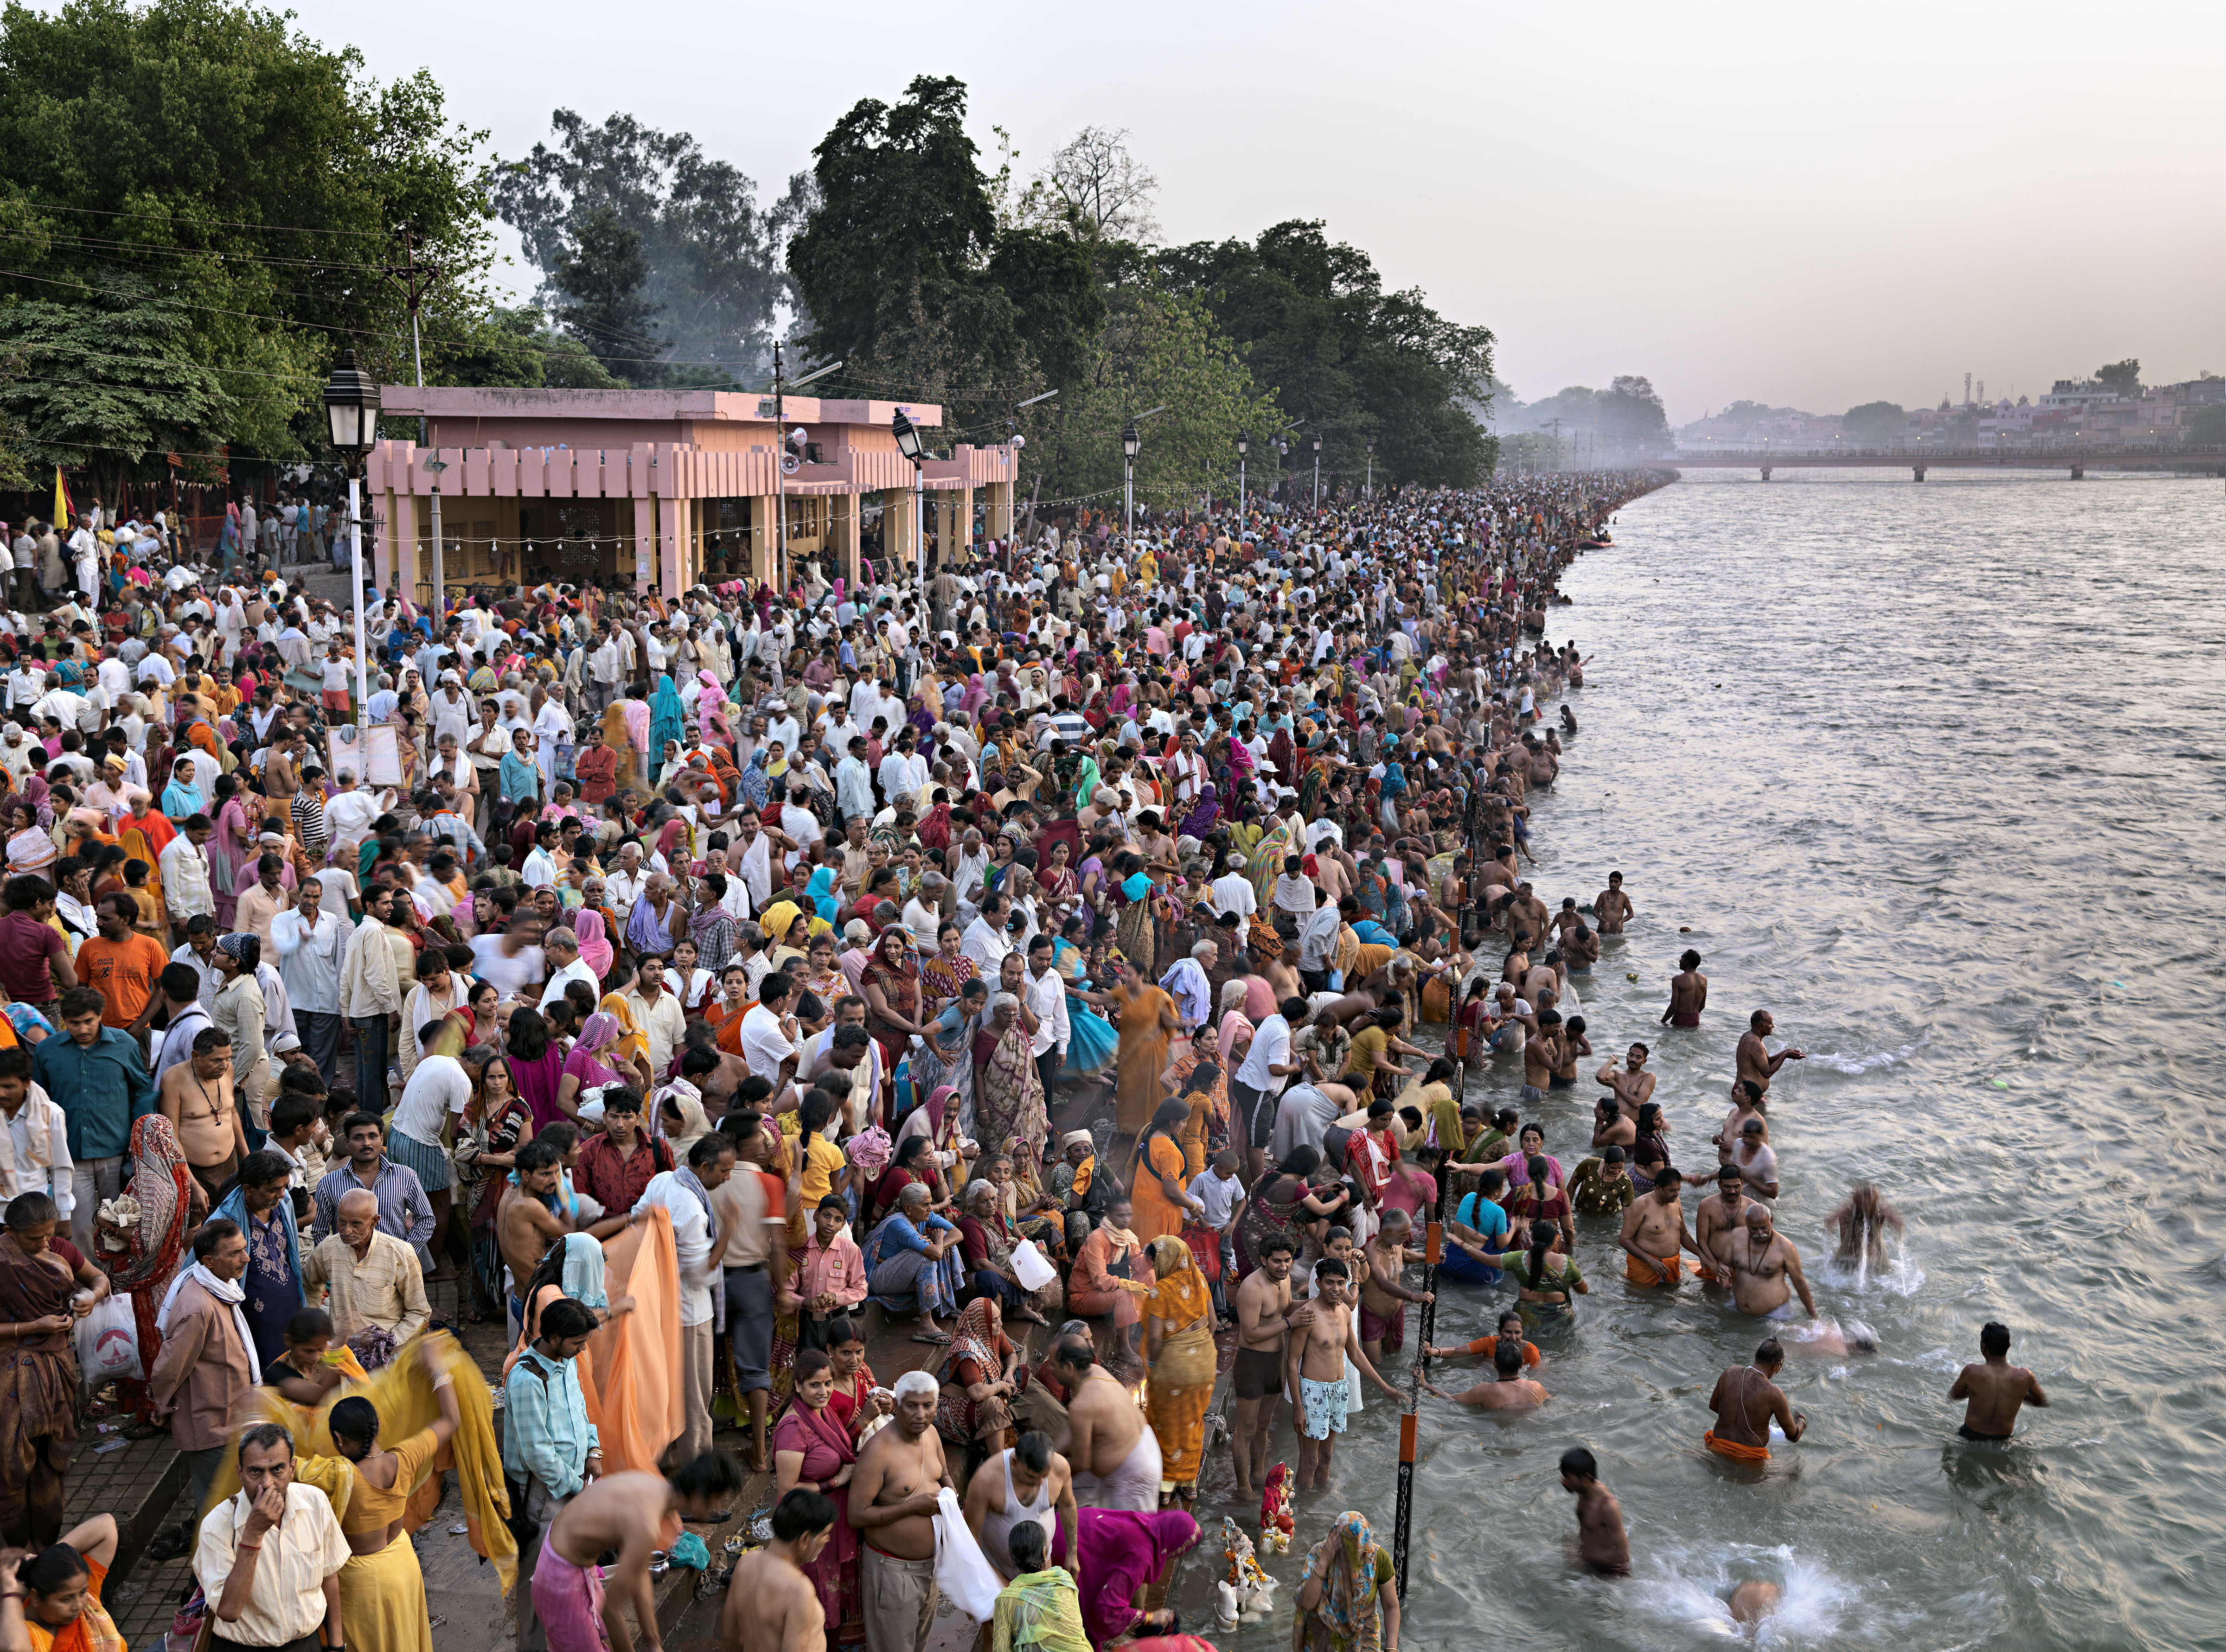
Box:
[499,726,542,810]
[312,1112,434,1267]
[506,1297,601,1651]
[34,984,157,1252]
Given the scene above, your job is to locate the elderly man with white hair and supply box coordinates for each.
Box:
[1160,939,1217,1036]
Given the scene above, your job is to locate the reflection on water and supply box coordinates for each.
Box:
[1167,470,2226,1650]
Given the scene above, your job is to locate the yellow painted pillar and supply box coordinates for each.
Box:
[882,486,916,581]
[832,492,861,591]
[750,495,777,588]
[985,478,1014,541]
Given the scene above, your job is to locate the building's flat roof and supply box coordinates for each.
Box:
[376,387,942,426]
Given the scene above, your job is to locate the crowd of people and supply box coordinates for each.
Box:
[0,465,2051,1652]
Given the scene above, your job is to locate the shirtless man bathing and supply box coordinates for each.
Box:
[1734,1010,1804,1097]
[1560,1447,1629,1576]
[1704,1338,1804,1464]
[1229,1235,1298,1499]
[1724,1206,1816,1321]
[1284,1257,1402,1490]
[1661,948,1707,1028]
[1618,1171,1706,1288]
[1423,1339,1548,1411]
[1591,872,1633,937]
[536,1450,745,1652]
[1054,1337,1163,1512]
[1948,1321,2048,1441]
[721,1489,837,1652]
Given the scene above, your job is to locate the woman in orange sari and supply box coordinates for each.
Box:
[1106,959,1179,1135]
[1140,1234,1216,1505]
[1129,1097,1203,1247]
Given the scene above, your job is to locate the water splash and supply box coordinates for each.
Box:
[1805,1037,1928,1076]
[1634,1543,1858,1642]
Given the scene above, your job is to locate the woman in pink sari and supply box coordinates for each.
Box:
[694,670,731,747]
[772,1350,862,1646]
[1077,1509,1199,1643]
[574,909,614,980]
[209,774,253,927]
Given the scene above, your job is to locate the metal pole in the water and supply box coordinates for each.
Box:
[1394,1207,1443,1601]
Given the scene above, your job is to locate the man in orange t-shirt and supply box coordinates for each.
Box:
[72,895,171,1033]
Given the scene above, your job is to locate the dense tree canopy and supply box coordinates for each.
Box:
[1158,220,1496,490]
[0,0,494,488]
[1840,400,1906,443]
[491,108,811,386]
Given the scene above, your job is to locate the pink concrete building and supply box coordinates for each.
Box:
[363,387,1019,600]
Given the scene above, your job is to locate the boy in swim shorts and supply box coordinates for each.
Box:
[1284,1258,1401,1490]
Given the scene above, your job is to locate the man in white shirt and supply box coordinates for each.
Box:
[961,890,1016,976]
[605,844,649,912]
[621,960,687,1080]
[530,685,574,797]
[762,700,800,754]
[739,971,801,1096]
[1234,996,1307,1180]
[269,879,347,1089]
[537,927,600,1013]
[1210,854,1257,920]
[902,873,947,951]
[322,773,389,862]
[1020,933,1070,1103]
[633,1134,736,1466]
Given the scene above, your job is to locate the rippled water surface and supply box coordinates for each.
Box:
[1170,467,2226,1650]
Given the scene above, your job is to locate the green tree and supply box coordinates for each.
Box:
[2094,358,2141,398]
[1159,220,1493,491]
[0,275,234,498]
[491,108,811,383]
[548,206,667,385]
[788,76,1006,374]
[2185,402,2224,445]
[1840,401,1906,444]
[424,306,620,391]
[0,0,493,482]
[1021,286,1282,517]
[1597,375,1667,444]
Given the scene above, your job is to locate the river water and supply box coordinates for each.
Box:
[1169,466,2226,1650]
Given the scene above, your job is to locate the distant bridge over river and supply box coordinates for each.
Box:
[1651,446,2226,480]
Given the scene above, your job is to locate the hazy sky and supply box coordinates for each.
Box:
[226,0,2222,421]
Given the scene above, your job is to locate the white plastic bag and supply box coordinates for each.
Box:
[931,1486,1001,1623]
[1011,1239,1057,1294]
[76,1293,141,1380]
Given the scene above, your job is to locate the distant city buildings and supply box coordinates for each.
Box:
[1671,374,2221,452]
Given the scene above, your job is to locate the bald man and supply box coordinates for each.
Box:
[303,1185,429,1356]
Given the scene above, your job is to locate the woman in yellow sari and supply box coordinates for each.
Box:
[596,976,652,1077]
[1140,1234,1215,1505]
[324,1339,462,1652]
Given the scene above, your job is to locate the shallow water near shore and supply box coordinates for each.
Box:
[1166,467,2226,1650]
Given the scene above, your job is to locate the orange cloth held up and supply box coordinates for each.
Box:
[1703,1429,1770,1462]
[588,1206,683,1473]
[1625,1251,1683,1286]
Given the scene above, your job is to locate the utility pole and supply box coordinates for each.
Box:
[773,340,787,595]
[1548,417,1563,471]
[383,225,441,446]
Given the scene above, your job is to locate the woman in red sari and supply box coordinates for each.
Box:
[859,928,926,1075]
[97,1115,192,1427]
[773,1349,864,1651]
[823,1318,886,1439]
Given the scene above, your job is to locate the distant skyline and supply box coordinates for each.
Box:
[121,0,2224,423]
